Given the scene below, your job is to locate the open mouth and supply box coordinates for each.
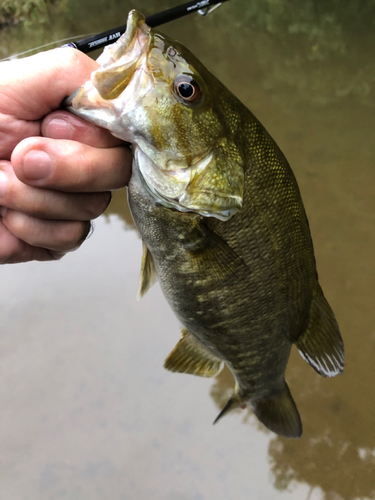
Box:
[92,10,151,100]
[64,10,152,137]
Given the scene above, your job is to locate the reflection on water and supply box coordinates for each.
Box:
[1,1,375,499]
[213,351,375,499]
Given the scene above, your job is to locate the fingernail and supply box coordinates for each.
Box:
[22,150,53,181]
[45,118,73,140]
[0,170,7,198]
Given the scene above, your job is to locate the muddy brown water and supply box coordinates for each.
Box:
[1,1,375,499]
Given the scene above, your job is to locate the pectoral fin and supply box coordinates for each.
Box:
[138,243,156,299]
[164,329,223,377]
[295,285,344,377]
[182,222,250,280]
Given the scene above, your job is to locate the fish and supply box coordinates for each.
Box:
[65,9,344,438]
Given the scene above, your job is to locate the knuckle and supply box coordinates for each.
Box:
[58,47,99,83]
[66,148,93,191]
[46,250,67,261]
[0,216,29,264]
[7,210,29,234]
[0,240,20,264]
[53,220,91,251]
[59,46,86,69]
[83,192,111,220]
[53,222,81,248]
[30,190,51,218]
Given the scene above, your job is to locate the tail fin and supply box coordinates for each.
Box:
[296,285,344,377]
[213,382,302,438]
[252,381,302,438]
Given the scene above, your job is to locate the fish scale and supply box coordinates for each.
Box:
[66,9,344,438]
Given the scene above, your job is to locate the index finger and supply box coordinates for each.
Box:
[0,48,99,159]
[0,47,98,120]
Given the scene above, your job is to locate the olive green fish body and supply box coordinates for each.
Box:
[128,110,311,436]
[66,10,344,438]
[129,164,293,384]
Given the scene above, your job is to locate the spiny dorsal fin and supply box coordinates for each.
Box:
[164,329,223,378]
[137,242,156,299]
[252,380,302,438]
[295,285,344,378]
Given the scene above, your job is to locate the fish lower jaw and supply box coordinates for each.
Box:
[145,186,237,221]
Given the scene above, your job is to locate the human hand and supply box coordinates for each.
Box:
[0,48,132,264]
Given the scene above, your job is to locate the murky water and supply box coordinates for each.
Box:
[1,1,375,499]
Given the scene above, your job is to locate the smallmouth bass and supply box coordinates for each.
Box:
[66,10,344,438]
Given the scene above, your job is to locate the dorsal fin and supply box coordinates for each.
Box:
[295,285,344,377]
[164,329,223,378]
[137,242,156,299]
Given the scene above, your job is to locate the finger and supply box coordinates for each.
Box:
[1,208,91,253]
[11,137,132,192]
[0,48,99,158]
[0,218,62,263]
[41,111,124,148]
[1,48,99,120]
[0,163,111,221]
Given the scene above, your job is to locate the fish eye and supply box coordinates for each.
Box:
[178,82,195,99]
[173,76,201,103]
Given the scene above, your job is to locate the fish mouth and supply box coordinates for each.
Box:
[92,10,151,100]
[64,10,152,134]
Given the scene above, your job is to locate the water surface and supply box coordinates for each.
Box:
[1,1,375,499]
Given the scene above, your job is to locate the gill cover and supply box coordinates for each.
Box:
[137,137,244,221]
[174,137,244,219]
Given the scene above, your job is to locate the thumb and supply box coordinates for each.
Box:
[1,47,99,120]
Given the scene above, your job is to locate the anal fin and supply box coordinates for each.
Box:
[164,329,223,378]
[138,242,156,299]
[295,285,344,378]
[252,381,302,438]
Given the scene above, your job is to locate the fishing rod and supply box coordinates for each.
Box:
[62,0,229,54]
